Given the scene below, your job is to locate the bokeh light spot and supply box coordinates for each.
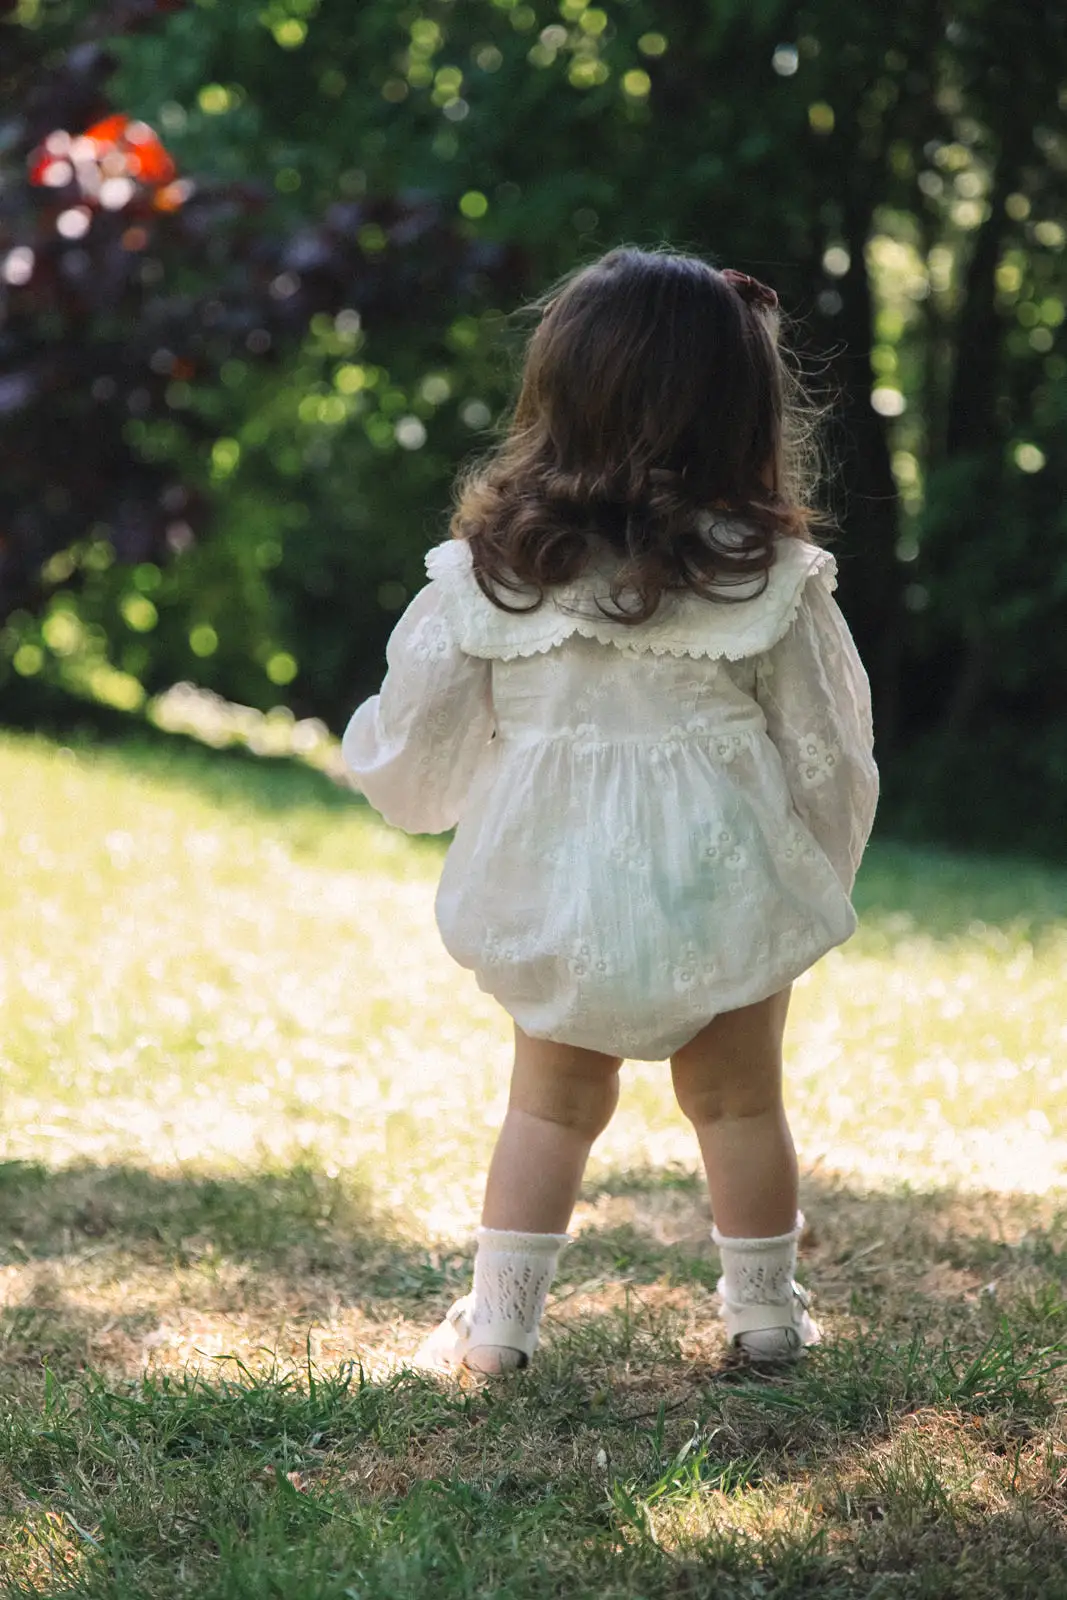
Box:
[190,624,219,657]
[12,644,44,676]
[2,247,34,286]
[121,595,159,633]
[273,19,307,48]
[335,364,367,395]
[622,70,651,98]
[395,416,427,450]
[198,84,233,115]
[266,651,298,685]
[461,398,492,429]
[57,207,92,240]
[871,387,906,416]
[1013,442,1046,473]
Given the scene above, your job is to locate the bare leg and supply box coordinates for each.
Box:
[670,989,797,1237]
[419,1027,624,1374]
[481,1025,622,1233]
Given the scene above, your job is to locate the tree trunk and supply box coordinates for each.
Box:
[936,160,1018,735]
[833,205,904,749]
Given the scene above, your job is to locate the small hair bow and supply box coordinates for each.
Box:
[721,269,779,312]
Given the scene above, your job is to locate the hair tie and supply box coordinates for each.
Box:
[721,269,779,312]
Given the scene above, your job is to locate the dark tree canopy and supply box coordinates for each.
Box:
[2,0,1066,849]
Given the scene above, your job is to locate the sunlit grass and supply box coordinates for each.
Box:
[2,730,1065,1211]
[1,727,1065,1598]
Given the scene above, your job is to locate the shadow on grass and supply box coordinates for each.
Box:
[2,1160,1066,1598]
[0,1158,465,1290]
[2,1156,1064,1378]
[3,1263,1067,1599]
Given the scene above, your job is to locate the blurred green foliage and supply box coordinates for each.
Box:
[2,0,1066,848]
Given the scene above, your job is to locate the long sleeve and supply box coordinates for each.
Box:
[342,579,494,835]
[755,572,879,893]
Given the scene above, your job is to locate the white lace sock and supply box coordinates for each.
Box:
[712,1213,820,1360]
[465,1227,568,1373]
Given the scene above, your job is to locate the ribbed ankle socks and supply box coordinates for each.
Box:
[466,1227,568,1373]
[712,1215,803,1308]
[712,1214,819,1360]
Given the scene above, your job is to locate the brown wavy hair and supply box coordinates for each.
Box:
[450,247,825,624]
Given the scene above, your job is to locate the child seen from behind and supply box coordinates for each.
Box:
[344,248,878,1372]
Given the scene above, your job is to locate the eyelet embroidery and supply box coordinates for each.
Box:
[349,530,876,1061]
[409,614,453,663]
[701,827,748,870]
[608,831,645,870]
[781,824,820,864]
[796,734,841,789]
[483,930,522,967]
[672,942,710,993]
[568,941,614,981]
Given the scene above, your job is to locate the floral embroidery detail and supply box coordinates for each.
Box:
[409,614,453,663]
[612,1024,656,1057]
[568,942,613,981]
[713,733,748,762]
[773,927,811,966]
[702,828,735,864]
[698,824,750,884]
[653,717,728,752]
[483,930,521,967]
[674,669,720,699]
[609,830,645,870]
[720,875,749,904]
[796,734,841,789]
[672,942,707,993]
[348,531,876,1061]
[780,824,819,864]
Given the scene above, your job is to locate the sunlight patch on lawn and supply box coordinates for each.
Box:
[1,731,1066,1235]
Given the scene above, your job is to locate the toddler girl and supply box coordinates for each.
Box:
[344,248,878,1371]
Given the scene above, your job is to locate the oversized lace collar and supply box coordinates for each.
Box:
[424,534,836,662]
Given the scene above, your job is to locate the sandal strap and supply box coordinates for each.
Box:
[444,1296,538,1360]
[724,1301,803,1335]
[718,1279,812,1338]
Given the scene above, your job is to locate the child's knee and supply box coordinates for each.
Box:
[670,993,788,1127]
[511,1061,620,1140]
[671,1055,780,1128]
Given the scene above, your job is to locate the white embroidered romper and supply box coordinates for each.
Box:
[343,532,879,1061]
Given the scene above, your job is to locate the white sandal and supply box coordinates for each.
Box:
[414,1293,533,1375]
[414,1228,567,1375]
[718,1278,821,1362]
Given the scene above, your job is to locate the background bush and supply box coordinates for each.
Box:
[2,0,1066,850]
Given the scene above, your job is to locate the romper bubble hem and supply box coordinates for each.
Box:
[343,532,879,1061]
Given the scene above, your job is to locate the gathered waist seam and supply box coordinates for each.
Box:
[496,719,766,750]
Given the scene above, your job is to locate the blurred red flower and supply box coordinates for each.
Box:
[28,113,181,208]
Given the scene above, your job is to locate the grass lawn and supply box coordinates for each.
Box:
[0,726,1065,1597]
